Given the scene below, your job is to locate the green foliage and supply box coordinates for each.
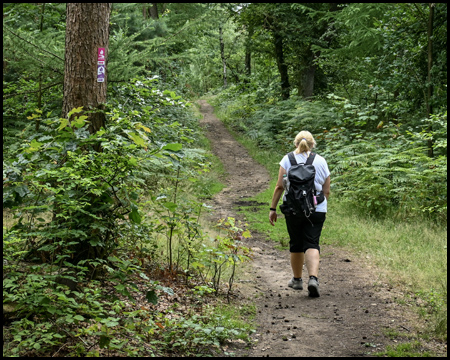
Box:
[5,107,154,262]
[3,246,137,355]
[177,217,252,299]
[212,88,447,223]
[108,6,168,81]
[3,222,253,357]
[320,105,447,221]
[161,312,251,355]
[3,3,65,81]
[3,70,255,356]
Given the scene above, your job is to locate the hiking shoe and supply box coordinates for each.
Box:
[288,277,303,290]
[308,277,320,297]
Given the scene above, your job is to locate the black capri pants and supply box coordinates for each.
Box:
[284,211,326,253]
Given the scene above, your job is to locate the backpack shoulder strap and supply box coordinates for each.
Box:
[305,152,316,165]
[287,152,297,166]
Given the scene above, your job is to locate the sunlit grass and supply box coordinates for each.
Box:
[324,200,447,292]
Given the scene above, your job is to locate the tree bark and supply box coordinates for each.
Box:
[62,3,111,135]
[302,63,316,99]
[143,3,159,19]
[219,25,227,88]
[244,49,251,78]
[426,3,434,157]
[273,30,290,100]
[149,3,159,20]
[244,24,253,84]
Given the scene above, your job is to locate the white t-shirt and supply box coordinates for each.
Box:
[279,151,330,213]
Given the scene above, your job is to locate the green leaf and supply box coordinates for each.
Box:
[163,202,177,212]
[155,285,174,296]
[57,118,69,131]
[39,296,51,305]
[99,335,111,349]
[67,106,84,119]
[72,115,88,128]
[139,272,150,280]
[128,157,138,166]
[162,143,182,152]
[25,139,43,153]
[14,185,28,197]
[145,290,158,305]
[115,284,125,291]
[31,139,42,148]
[128,132,146,147]
[129,209,142,224]
[105,320,119,327]
[89,238,101,246]
[74,315,85,321]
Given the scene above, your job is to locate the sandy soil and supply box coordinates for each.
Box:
[197,99,445,357]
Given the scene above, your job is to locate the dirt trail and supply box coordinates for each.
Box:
[197,100,428,357]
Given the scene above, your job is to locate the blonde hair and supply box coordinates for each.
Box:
[293,130,316,154]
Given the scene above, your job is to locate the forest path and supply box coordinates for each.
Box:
[197,100,421,357]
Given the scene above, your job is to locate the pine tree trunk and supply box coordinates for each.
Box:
[62,3,111,135]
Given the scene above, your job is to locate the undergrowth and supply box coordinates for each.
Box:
[2,79,255,357]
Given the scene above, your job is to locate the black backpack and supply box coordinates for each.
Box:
[280,152,324,217]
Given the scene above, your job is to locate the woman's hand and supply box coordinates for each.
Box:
[269,210,277,226]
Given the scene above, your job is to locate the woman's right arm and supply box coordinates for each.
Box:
[269,166,286,226]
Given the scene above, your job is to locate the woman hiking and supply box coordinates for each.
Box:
[269,130,330,297]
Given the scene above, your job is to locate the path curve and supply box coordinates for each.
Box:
[198,100,426,357]
[198,99,270,220]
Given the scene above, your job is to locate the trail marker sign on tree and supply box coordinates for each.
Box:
[97,47,105,82]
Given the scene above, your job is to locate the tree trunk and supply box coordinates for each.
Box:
[426,3,434,157]
[143,3,159,19]
[149,3,159,20]
[273,30,290,100]
[36,3,45,132]
[62,3,111,135]
[244,25,253,84]
[219,25,227,88]
[244,50,251,78]
[302,64,316,99]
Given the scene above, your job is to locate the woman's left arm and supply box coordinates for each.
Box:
[322,175,331,200]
